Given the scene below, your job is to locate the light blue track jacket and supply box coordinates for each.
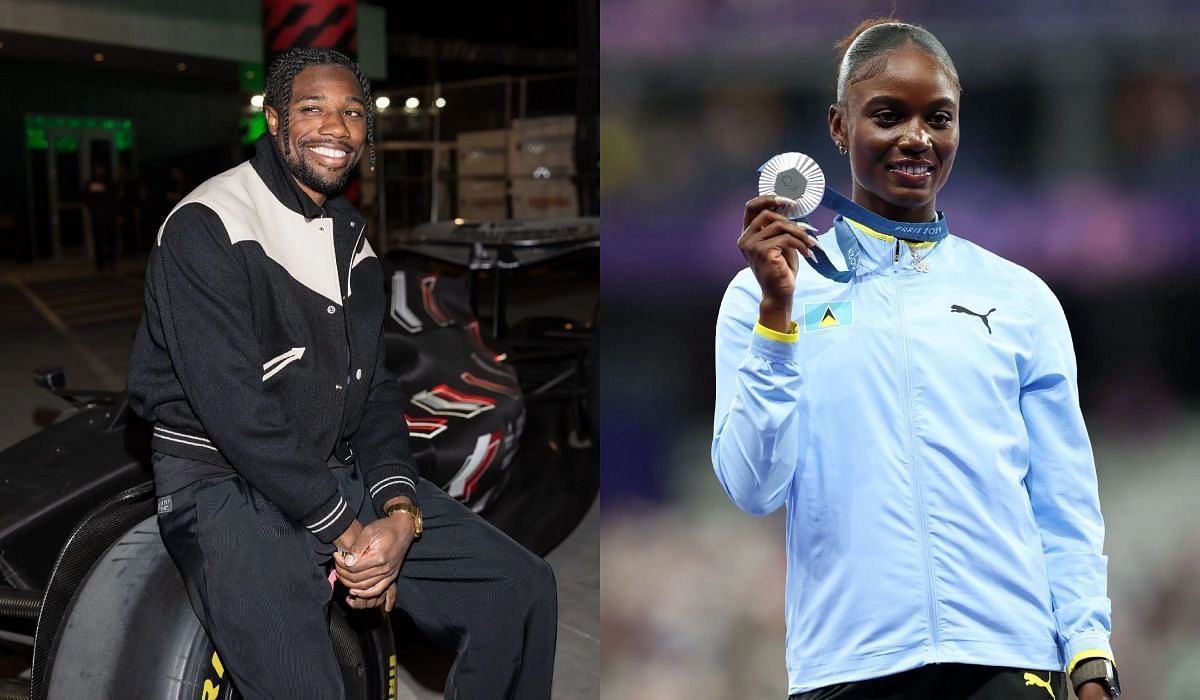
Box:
[712,217,1113,694]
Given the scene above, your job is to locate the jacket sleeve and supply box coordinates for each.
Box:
[351,328,421,515]
[150,203,355,543]
[711,272,805,515]
[1019,276,1114,673]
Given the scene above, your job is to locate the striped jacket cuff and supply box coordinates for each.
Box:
[301,491,357,544]
[1065,634,1115,675]
[366,467,419,516]
[151,424,232,467]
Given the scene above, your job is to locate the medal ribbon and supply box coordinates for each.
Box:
[806,192,948,282]
[818,188,948,243]
[756,158,951,282]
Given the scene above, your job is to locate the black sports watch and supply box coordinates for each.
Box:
[1071,658,1121,698]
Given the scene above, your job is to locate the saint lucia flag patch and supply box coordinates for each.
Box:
[803,301,853,332]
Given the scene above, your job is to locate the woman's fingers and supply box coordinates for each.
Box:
[743,195,784,229]
[744,195,816,230]
[741,218,821,262]
[743,195,804,229]
[742,208,819,245]
[740,196,822,312]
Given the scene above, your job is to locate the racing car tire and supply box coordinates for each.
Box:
[43,515,397,699]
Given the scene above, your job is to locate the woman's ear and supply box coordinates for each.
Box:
[828,104,846,150]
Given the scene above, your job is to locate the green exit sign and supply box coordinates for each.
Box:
[24,114,135,152]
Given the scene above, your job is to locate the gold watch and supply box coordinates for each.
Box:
[384,502,423,537]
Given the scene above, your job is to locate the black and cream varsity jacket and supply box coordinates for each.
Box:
[128,135,418,544]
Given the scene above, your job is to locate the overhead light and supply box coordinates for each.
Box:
[404,97,420,110]
[250,94,265,110]
[434,97,446,108]
[375,96,390,110]
[176,62,187,72]
[453,218,465,225]
[93,52,105,62]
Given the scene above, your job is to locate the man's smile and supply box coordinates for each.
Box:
[307,144,351,166]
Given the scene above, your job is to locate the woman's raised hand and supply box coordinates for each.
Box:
[738,195,819,332]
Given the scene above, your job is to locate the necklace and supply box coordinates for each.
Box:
[911,244,931,273]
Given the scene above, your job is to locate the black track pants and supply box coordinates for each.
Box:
[155,453,557,699]
[789,664,1067,700]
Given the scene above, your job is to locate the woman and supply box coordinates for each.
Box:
[712,19,1119,700]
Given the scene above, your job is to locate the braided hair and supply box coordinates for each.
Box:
[264,47,376,171]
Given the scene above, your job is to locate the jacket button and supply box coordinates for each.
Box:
[327,305,336,314]
[355,368,362,380]
[335,384,343,391]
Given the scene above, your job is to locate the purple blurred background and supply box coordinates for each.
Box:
[601,2,1200,697]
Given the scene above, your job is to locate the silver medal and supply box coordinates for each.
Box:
[758,152,826,219]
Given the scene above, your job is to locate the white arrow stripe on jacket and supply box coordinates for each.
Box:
[262,347,306,381]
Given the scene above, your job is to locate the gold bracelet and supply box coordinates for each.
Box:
[384,502,423,537]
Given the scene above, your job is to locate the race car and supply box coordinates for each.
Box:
[0,247,597,699]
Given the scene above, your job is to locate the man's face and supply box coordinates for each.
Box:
[266,64,367,199]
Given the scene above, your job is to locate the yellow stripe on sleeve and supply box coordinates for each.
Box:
[1067,649,1115,676]
[754,320,799,343]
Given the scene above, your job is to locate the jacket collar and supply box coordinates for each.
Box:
[250,133,333,220]
[840,216,944,273]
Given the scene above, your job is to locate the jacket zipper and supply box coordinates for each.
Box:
[893,238,941,658]
[345,224,366,299]
[333,222,365,446]
[342,224,366,368]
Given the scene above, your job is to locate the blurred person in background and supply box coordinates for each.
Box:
[114,161,146,258]
[713,19,1118,700]
[83,161,118,272]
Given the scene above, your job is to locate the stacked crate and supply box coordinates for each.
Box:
[508,116,578,220]
[456,129,509,221]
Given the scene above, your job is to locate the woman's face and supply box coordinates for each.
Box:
[829,45,960,223]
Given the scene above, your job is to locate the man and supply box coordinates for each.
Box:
[127,48,556,699]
